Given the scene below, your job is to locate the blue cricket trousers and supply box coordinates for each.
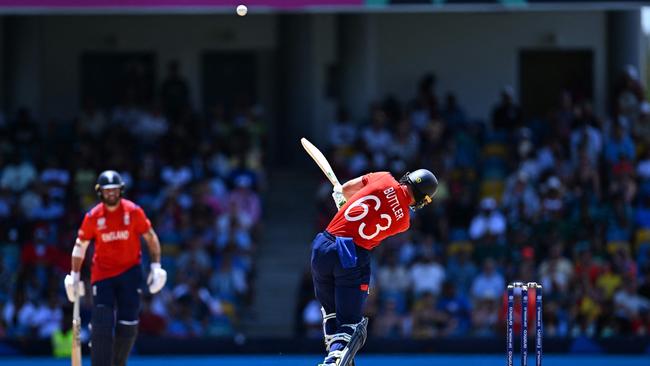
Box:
[311,231,371,334]
[93,264,143,322]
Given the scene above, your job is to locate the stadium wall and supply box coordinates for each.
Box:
[5,15,278,119]
[5,11,607,126]
[367,11,607,121]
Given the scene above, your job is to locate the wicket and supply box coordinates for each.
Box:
[507,282,542,366]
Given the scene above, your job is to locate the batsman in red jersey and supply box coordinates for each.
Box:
[64,170,167,366]
[312,169,438,366]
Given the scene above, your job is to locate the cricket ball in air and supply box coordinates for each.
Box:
[237,4,248,16]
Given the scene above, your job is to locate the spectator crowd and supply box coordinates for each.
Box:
[298,68,650,340]
[0,60,266,341]
[2,55,650,346]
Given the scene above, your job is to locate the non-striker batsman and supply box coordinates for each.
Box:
[64,170,167,366]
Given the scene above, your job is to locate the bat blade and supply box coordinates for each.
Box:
[71,294,82,366]
[301,137,340,187]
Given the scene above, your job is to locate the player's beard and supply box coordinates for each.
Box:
[102,190,121,207]
[104,196,120,207]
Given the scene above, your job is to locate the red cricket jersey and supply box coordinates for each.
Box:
[78,198,152,283]
[326,172,411,250]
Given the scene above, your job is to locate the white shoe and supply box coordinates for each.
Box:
[318,349,343,366]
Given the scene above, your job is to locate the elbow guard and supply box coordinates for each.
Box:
[72,239,90,258]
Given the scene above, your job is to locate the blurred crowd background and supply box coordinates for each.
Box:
[0,60,266,340]
[297,69,650,340]
[1,58,650,349]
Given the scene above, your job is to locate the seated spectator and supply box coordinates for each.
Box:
[470,258,504,301]
[227,175,261,230]
[1,155,37,193]
[217,202,248,239]
[613,278,650,324]
[441,92,467,128]
[155,193,185,245]
[445,249,477,296]
[471,294,499,336]
[410,292,445,339]
[2,290,37,337]
[390,119,419,164]
[20,227,67,275]
[615,65,645,125]
[605,195,634,243]
[176,236,211,282]
[209,255,248,304]
[133,104,169,143]
[32,192,65,221]
[361,105,393,154]
[139,296,167,337]
[502,170,540,222]
[40,157,70,195]
[539,244,574,294]
[78,97,107,138]
[638,149,650,196]
[409,73,438,131]
[436,281,471,335]
[605,119,635,166]
[373,298,407,338]
[409,251,445,298]
[596,262,623,300]
[111,90,144,127]
[572,147,602,200]
[10,108,40,149]
[639,267,650,300]
[570,116,603,167]
[301,299,323,339]
[491,86,522,131]
[633,102,650,147]
[540,176,566,221]
[517,138,542,182]
[33,291,62,339]
[161,158,193,189]
[376,251,411,304]
[329,107,356,149]
[469,197,506,241]
[167,298,204,338]
[574,248,600,284]
[0,187,11,219]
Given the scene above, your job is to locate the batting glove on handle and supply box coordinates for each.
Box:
[147,263,167,294]
[64,272,85,302]
[332,184,347,210]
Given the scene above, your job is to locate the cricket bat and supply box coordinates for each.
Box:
[300,137,340,187]
[71,283,83,366]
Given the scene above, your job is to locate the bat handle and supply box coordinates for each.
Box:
[332,191,347,209]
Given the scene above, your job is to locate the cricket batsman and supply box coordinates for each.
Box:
[312,169,438,366]
[63,170,167,366]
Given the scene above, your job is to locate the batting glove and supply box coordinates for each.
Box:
[147,263,167,294]
[64,272,85,302]
[332,184,346,210]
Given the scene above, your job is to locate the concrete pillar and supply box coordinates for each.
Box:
[276,14,337,164]
[309,14,337,147]
[5,17,43,118]
[0,16,5,114]
[607,10,642,110]
[339,14,378,124]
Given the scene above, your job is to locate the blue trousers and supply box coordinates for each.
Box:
[91,265,142,366]
[311,231,370,337]
[93,265,143,322]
